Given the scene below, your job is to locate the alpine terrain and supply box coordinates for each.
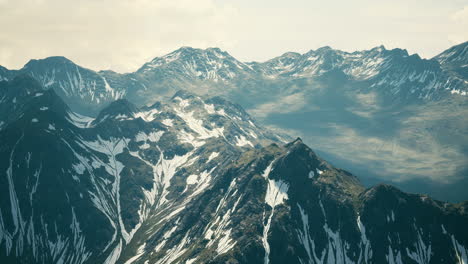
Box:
[1,42,467,201]
[0,75,468,263]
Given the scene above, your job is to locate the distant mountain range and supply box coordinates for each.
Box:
[1,75,467,263]
[1,42,467,115]
[1,41,467,203]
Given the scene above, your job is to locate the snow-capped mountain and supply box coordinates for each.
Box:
[0,57,144,116]
[137,47,255,82]
[129,47,260,106]
[249,46,392,79]
[18,57,131,115]
[434,41,468,67]
[434,41,468,90]
[1,75,468,264]
[132,43,468,105]
[250,45,466,100]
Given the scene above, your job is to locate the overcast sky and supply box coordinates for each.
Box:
[0,0,467,73]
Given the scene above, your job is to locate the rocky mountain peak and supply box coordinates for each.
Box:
[144,46,236,68]
[277,52,302,61]
[285,137,303,146]
[137,46,253,83]
[434,41,468,81]
[371,44,386,52]
[23,56,75,69]
[315,45,333,52]
[434,41,468,65]
[386,47,409,57]
[361,183,406,200]
[248,137,364,202]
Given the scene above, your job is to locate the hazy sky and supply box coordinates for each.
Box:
[1,0,467,72]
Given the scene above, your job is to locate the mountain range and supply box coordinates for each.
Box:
[1,43,467,114]
[1,75,468,263]
[2,41,467,202]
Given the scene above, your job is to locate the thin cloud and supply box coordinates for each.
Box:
[249,92,310,118]
[307,123,466,183]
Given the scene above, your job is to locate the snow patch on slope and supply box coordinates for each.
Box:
[261,160,289,264]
